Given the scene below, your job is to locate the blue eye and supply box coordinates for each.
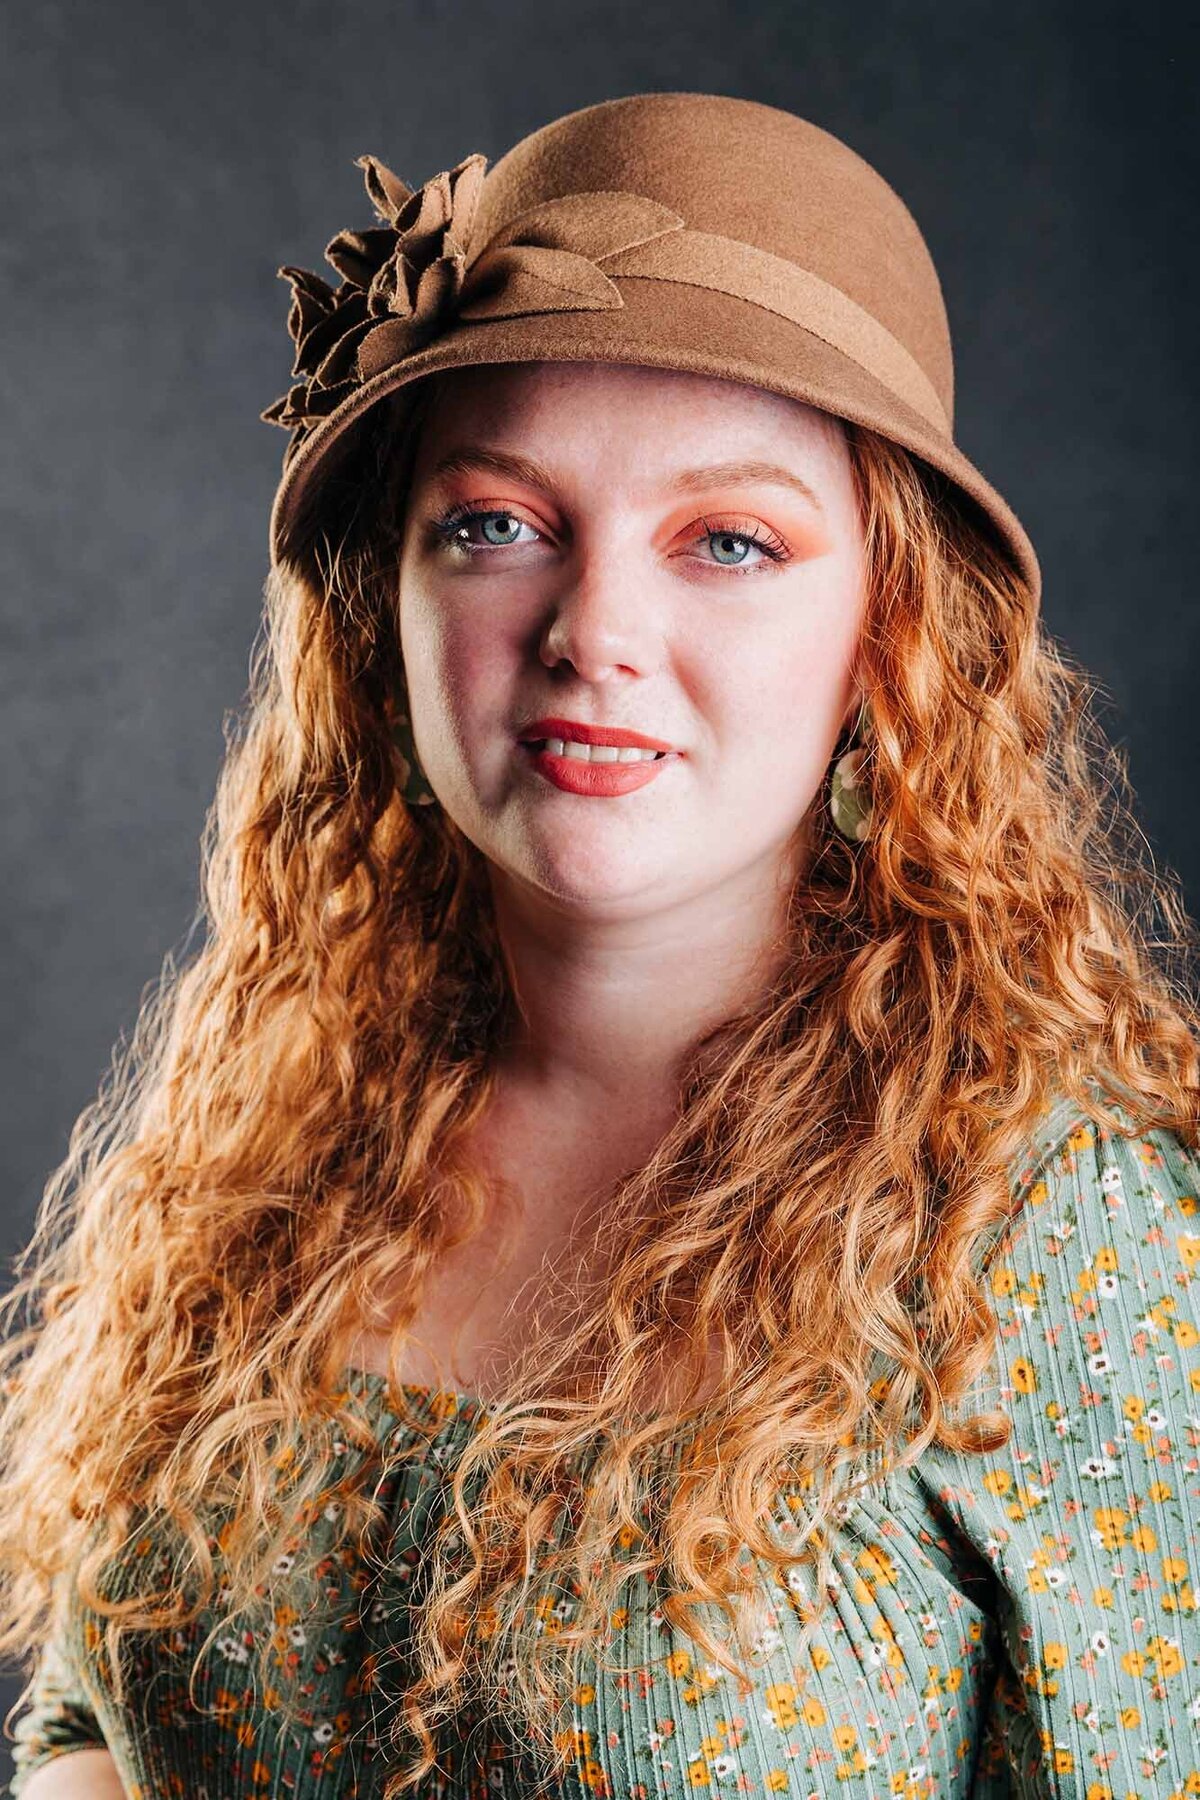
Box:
[429,507,535,552]
[427,505,791,575]
[694,516,789,572]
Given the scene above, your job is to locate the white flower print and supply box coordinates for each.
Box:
[1099,1165,1125,1199]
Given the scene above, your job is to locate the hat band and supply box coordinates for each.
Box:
[600,229,950,436]
[349,184,951,438]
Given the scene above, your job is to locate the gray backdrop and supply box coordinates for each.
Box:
[2,0,1197,1773]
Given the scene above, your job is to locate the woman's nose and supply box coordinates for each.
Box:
[536,539,660,682]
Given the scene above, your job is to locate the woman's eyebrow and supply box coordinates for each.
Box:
[423,447,826,514]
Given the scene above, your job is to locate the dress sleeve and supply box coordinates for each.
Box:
[907,1103,1200,1797]
[7,1615,111,1798]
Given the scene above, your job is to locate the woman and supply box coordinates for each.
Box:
[1,91,1197,1800]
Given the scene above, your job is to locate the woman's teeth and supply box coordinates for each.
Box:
[534,738,664,763]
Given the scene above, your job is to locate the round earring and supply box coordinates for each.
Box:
[389,702,439,807]
[829,699,873,843]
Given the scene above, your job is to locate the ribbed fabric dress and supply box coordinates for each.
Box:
[6,1087,1199,1798]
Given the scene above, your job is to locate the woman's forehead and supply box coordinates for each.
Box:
[404,360,848,479]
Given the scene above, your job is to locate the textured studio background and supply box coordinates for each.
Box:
[1,0,1198,1759]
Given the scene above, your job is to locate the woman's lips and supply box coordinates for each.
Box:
[518,741,679,796]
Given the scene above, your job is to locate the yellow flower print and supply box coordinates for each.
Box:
[577,1755,607,1793]
[983,1468,1012,1496]
[858,1544,898,1585]
[1053,1746,1075,1775]
[802,1696,827,1726]
[1043,1643,1068,1671]
[1178,1233,1200,1274]
[1010,1357,1038,1395]
[1175,1318,1199,1348]
[763,1683,798,1731]
[1093,1508,1129,1552]
[1120,1650,1146,1677]
[1146,1635,1185,1679]
[1119,1706,1141,1728]
[766,1774,790,1793]
[832,1724,858,1751]
[1028,1177,1049,1208]
[1124,1394,1145,1421]
[666,1649,693,1678]
[1066,1123,1095,1153]
[992,1267,1018,1297]
[1093,1244,1119,1273]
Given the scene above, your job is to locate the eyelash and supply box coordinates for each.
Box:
[427,504,792,576]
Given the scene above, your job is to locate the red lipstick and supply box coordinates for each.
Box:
[517,716,675,751]
[515,716,680,797]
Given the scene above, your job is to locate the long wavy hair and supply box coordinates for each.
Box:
[1,371,1197,1794]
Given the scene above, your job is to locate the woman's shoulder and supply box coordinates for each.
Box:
[973,1075,1198,1419]
[986,1075,1198,1276]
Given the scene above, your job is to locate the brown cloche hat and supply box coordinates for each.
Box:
[263,90,1041,603]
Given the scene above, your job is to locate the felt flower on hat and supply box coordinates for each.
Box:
[261,151,489,434]
[261,151,686,439]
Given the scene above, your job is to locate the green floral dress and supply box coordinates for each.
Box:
[7,1088,1200,1798]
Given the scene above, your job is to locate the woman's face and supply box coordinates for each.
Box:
[396,360,868,918]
